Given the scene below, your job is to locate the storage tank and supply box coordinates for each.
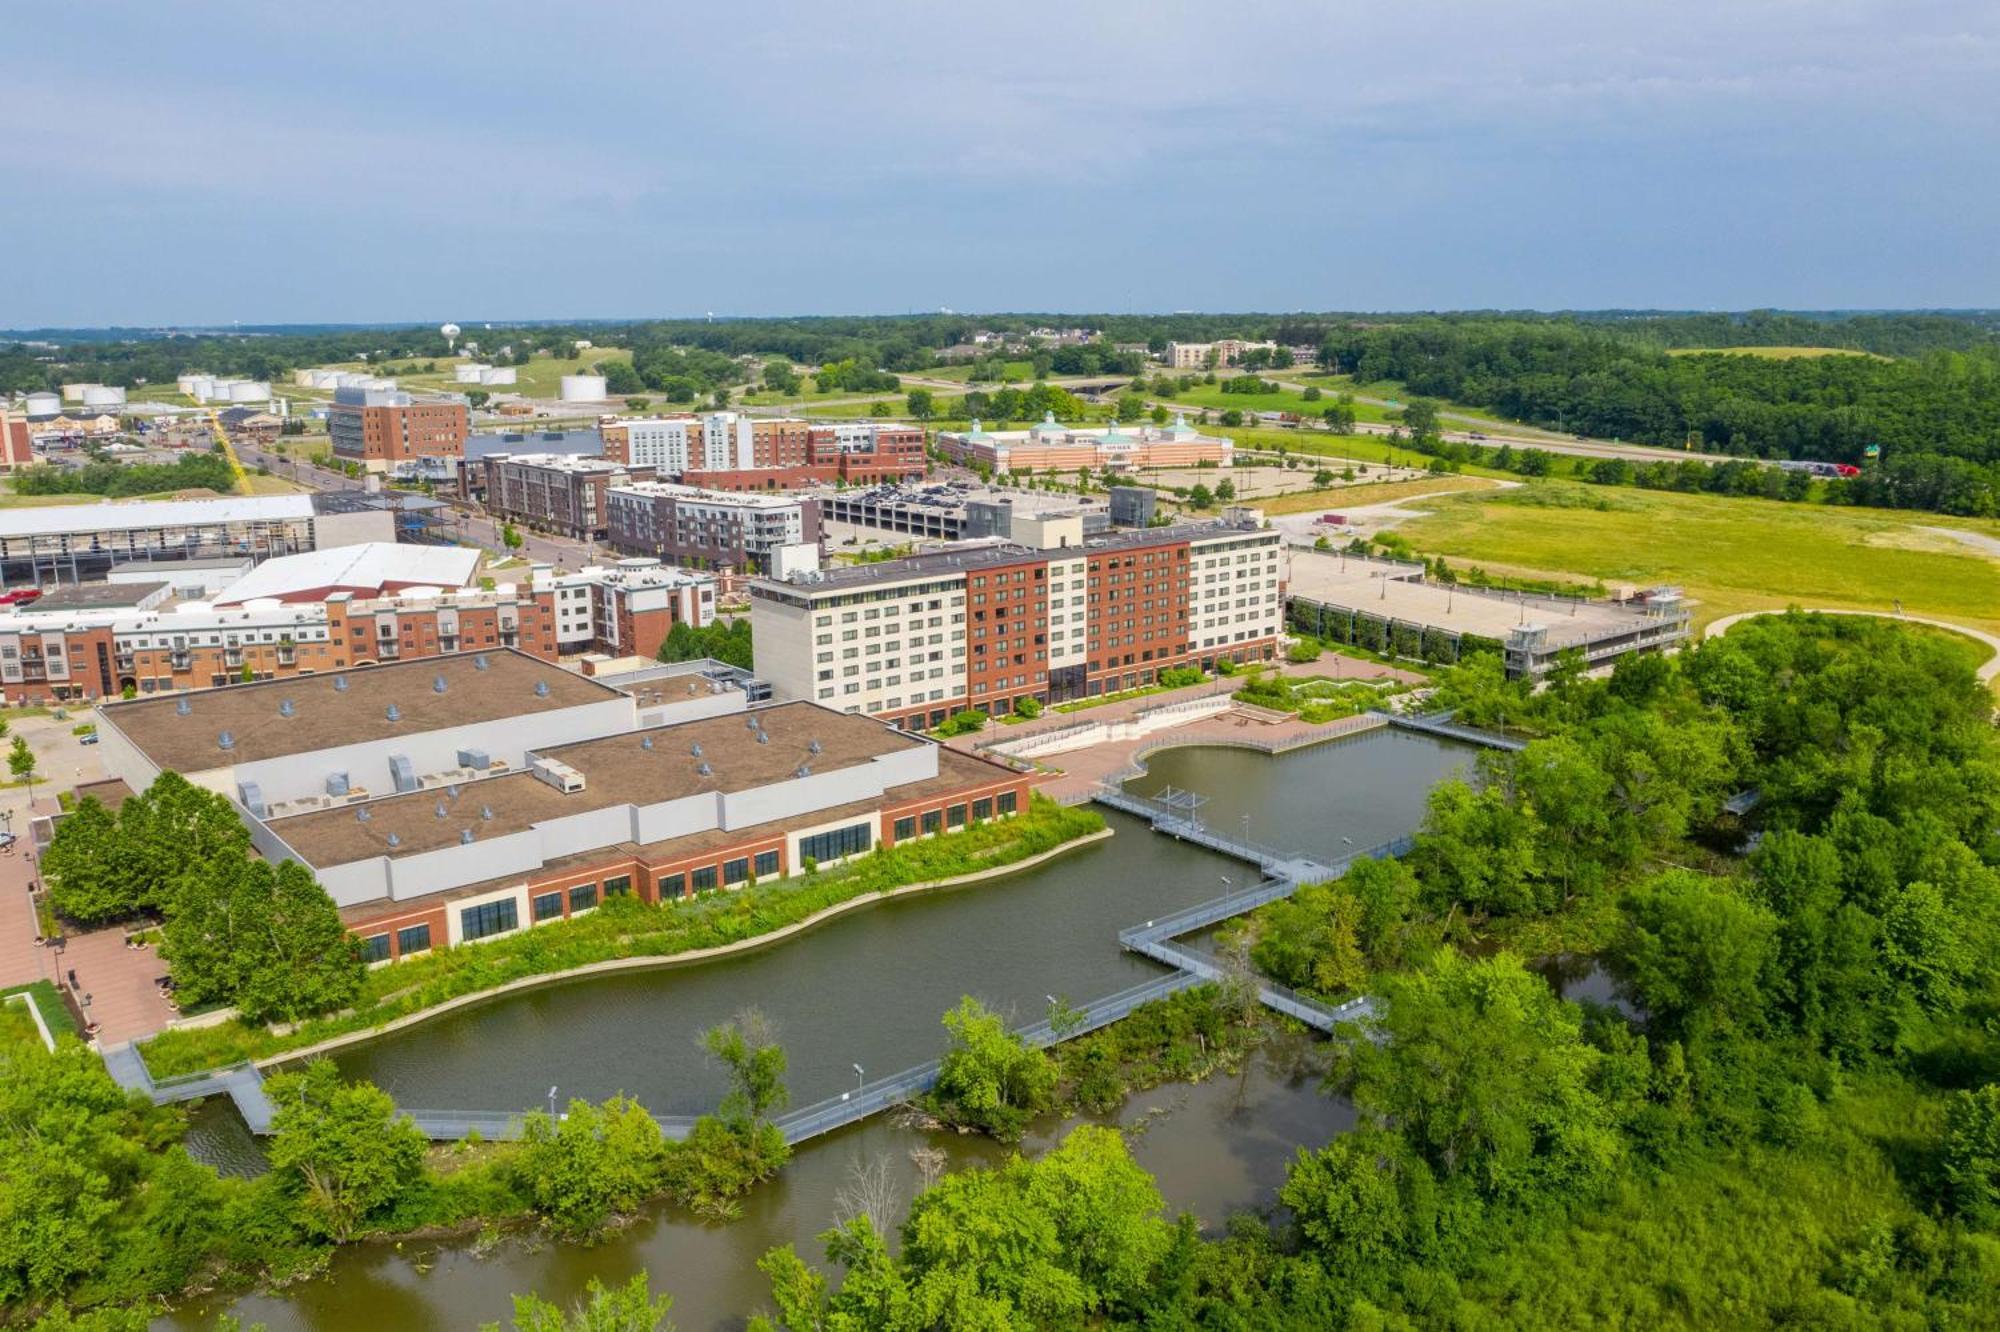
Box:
[480,367,517,386]
[454,363,488,384]
[23,392,60,420]
[186,376,216,401]
[292,369,316,387]
[61,383,90,402]
[82,385,126,408]
[177,373,205,395]
[560,374,607,402]
[229,381,271,403]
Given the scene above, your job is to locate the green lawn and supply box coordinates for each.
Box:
[1391,480,2000,637]
[311,349,636,401]
[1159,381,1398,422]
[921,360,1037,384]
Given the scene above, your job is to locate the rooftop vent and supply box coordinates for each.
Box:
[446,784,460,798]
[474,654,490,671]
[435,801,448,819]
[756,731,769,744]
[459,829,476,845]
[217,730,235,751]
[696,761,713,777]
[432,674,448,694]
[175,696,192,717]
[691,742,703,758]
[808,739,822,755]
[745,716,759,731]
[385,703,401,722]
[640,735,654,751]
[480,806,493,821]
[355,807,371,823]
[386,832,401,848]
[534,680,551,698]
[794,764,811,779]
[333,674,348,692]
[279,698,295,718]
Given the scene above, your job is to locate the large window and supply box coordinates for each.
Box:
[658,872,685,899]
[361,933,390,964]
[397,923,432,956]
[999,790,1018,815]
[921,809,942,835]
[569,883,599,913]
[893,815,917,841]
[460,898,519,942]
[972,797,993,821]
[533,890,564,923]
[946,804,967,829]
[692,865,717,892]
[604,874,632,898]
[754,850,780,877]
[799,822,873,864]
[723,857,750,886]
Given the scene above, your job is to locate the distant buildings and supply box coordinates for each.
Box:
[328,387,471,472]
[602,413,922,490]
[1163,339,1289,369]
[818,483,1106,544]
[0,411,36,471]
[750,514,1284,729]
[605,481,820,573]
[935,414,1231,476]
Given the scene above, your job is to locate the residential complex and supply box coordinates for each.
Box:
[0,493,399,586]
[605,480,820,573]
[328,386,471,472]
[471,453,657,540]
[93,653,1031,958]
[1163,339,1287,369]
[603,413,923,489]
[935,414,1231,476]
[750,514,1284,730]
[0,557,713,704]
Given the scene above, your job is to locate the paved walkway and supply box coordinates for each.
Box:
[61,927,176,1044]
[0,790,58,991]
[1704,608,2000,683]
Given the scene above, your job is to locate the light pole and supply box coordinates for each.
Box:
[547,1085,558,1119]
[1220,874,1232,904]
[853,1063,865,1094]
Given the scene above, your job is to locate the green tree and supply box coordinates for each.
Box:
[904,389,934,421]
[8,735,35,800]
[930,996,1056,1140]
[484,1272,676,1332]
[1942,1085,2000,1228]
[502,522,524,552]
[702,1009,790,1129]
[1185,483,1214,510]
[514,1096,668,1235]
[42,796,126,925]
[1214,477,1236,503]
[264,1060,426,1240]
[1615,870,1777,1038]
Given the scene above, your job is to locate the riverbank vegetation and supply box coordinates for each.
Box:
[747,611,2000,1326]
[1,1016,787,1326]
[140,795,1105,1077]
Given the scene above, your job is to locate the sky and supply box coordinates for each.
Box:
[4,0,1996,327]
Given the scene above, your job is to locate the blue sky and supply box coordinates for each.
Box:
[5,0,1996,326]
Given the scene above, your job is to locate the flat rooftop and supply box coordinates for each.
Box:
[1284,552,1670,648]
[0,494,314,538]
[100,649,622,772]
[29,581,171,612]
[278,700,932,865]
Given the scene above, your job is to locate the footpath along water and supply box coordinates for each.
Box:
[166,729,1470,1330]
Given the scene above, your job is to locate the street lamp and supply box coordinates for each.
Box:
[547,1085,559,1119]
[1220,874,1232,904]
[853,1063,865,1093]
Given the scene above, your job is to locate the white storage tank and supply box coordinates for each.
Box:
[62,383,90,402]
[82,385,126,408]
[229,381,271,403]
[292,369,316,387]
[480,366,516,386]
[560,374,607,402]
[187,376,217,401]
[454,363,489,383]
[23,392,60,419]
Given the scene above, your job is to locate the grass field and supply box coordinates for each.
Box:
[1664,345,1890,361]
[1223,425,1517,478]
[1256,474,1502,515]
[920,360,1038,384]
[1390,480,2000,637]
[1160,381,1400,423]
[301,349,637,401]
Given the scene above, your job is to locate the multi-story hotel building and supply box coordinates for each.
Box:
[0,561,713,705]
[93,654,1033,959]
[328,387,471,472]
[749,515,1284,730]
[605,481,819,573]
[602,414,922,490]
[934,413,1230,476]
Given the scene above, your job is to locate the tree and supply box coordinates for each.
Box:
[1942,1085,2000,1228]
[1614,870,1777,1038]
[42,796,126,925]
[514,1096,669,1235]
[264,1060,426,1240]
[931,996,1056,1140]
[230,859,367,1024]
[1186,483,1214,510]
[502,522,524,552]
[8,736,34,801]
[1313,468,1335,488]
[485,1272,676,1332]
[1214,478,1236,503]
[905,389,934,421]
[702,1009,789,1130]
[467,390,490,408]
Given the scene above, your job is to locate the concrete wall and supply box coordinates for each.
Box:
[748,594,815,704]
[311,508,397,550]
[92,710,161,796]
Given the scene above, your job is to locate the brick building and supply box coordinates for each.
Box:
[602,413,923,489]
[473,453,657,540]
[605,480,819,573]
[328,387,471,472]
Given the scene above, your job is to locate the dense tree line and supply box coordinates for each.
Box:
[656,617,752,670]
[9,454,238,498]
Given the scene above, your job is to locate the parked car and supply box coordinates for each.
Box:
[79,731,99,745]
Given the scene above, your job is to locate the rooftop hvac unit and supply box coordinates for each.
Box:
[238,782,266,818]
[529,756,586,794]
[326,771,350,797]
[456,747,490,770]
[388,754,418,793]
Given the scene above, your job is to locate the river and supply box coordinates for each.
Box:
[163,727,1472,1330]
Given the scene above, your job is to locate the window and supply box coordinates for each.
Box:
[947,804,968,829]
[397,923,431,955]
[460,898,519,942]
[569,882,598,912]
[754,849,780,877]
[973,797,994,821]
[604,875,632,898]
[692,865,717,892]
[533,890,564,922]
[723,857,751,886]
[999,791,1018,815]
[361,933,391,964]
[922,809,942,834]
[894,815,916,841]
[658,872,685,899]
[799,822,873,863]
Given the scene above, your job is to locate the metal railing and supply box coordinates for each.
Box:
[1384,710,1526,752]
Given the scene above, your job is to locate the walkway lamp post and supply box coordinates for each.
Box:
[547,1085,558,1120]
[1220,874,1232,905]
[853,1063,865,1094]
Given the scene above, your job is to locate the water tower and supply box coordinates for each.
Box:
[441,322,461,352]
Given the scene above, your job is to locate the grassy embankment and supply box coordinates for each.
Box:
[140,796,1105,1077]
[1663,345,1892,361]
[1388,480,2000,644]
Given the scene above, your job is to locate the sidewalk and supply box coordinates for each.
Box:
[0,790,57,991]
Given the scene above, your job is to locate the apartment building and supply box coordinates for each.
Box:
[602,414,923,489]
[0,410,36,470]
[0,561,714,704]
[749,517,1283,730]
[605,480,819,573]
[327,387,470,472]
[935,413,1230,476]
[474,453,657,540]
[1163,339,1283,370]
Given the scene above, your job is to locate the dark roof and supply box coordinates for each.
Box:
[99,649,622,772]
[30,580,171,612]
